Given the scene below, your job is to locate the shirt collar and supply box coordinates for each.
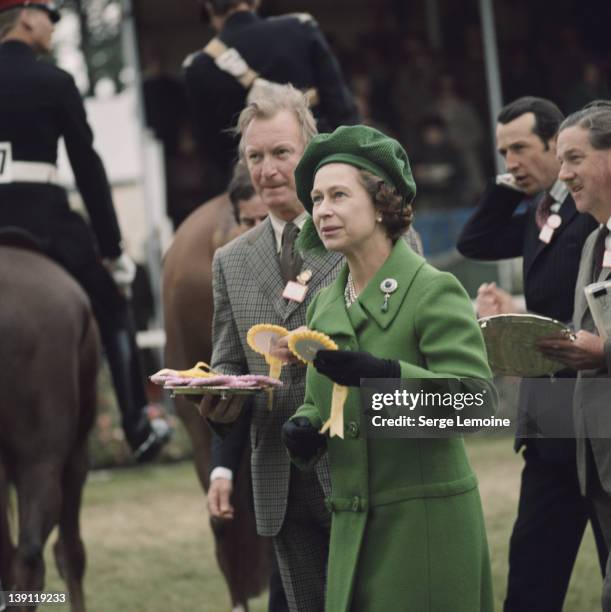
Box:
[269,210,309,252]
[0,40,36,58]
[549,179,569,205]
[224,10,259,30]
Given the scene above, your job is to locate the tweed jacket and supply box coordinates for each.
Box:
[292,239,495,612]
[573,226,611,496]
[210,217,343,536]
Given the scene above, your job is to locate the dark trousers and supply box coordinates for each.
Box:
[273,466,330,612]
[268,547,289,612]
[504,441,608,612]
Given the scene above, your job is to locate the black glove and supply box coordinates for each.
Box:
[313,350,401,387]
[281,417,326,462]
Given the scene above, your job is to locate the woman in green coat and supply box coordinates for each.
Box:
[281,125,495,612]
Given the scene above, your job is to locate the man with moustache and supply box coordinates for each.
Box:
[202,84,343,612]
[540,105,611,612]
[457,97,604,612]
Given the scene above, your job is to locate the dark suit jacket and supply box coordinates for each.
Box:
[457,181,597,461]
[183,10,359,189]
[210,402,252,476]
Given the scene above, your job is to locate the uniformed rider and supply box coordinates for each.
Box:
[0,0,170,461]
[183,0,360,196]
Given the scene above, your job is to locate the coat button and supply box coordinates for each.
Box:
[351,496,361,512]
[324,497,334,512]
[346,421,360,438]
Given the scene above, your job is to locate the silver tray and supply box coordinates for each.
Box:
[479,314,572,377]
[165,385,270,399]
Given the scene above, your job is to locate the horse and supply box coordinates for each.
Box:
[163,195,272,611]
[0,241,99,612]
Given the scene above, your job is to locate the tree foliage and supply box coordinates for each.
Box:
[61,0,125,96]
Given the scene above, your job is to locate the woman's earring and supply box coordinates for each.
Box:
[376,215,383,223]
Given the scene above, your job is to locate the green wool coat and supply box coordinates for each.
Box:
[291,239,495,612]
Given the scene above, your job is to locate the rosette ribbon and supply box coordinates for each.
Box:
[247,324,289,408]
[287,329,348,439]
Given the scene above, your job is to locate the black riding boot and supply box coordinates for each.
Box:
[100,310,171,462]
[51,249,171,462]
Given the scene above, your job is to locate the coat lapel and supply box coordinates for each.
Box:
[308,240,427,343]
[527,193,578,277]
[308,265,359,344]
[357,239,426,330]
[281,248,344,321]
[245,219,344,323]
[574,228,600,329]
[245,219,287,320]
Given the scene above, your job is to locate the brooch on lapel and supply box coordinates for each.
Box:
[380,278,398,313]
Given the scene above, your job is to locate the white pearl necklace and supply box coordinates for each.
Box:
[344,273,358,307]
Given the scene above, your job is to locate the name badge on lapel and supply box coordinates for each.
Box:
[538,213,562,244]
[282,269,312,303]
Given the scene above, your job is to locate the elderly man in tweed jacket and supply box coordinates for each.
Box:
[205,85,341,612]
[206,84,422,611]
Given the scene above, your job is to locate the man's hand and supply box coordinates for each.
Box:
[281,417,326,461]
[198,394,246,423]
[104,252,136,295]
[270,326,307,364]
[476,282,522,317]
[537,330,606,371]
[496,173,524,192]
[208,477,234,520]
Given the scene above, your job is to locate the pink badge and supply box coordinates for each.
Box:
[282,281,308,303]
[539,225,554,244]
[547,214,562,229]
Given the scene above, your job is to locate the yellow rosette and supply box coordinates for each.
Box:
[176,361,217,378]
[247,324,289,408]
[287,329,348,439]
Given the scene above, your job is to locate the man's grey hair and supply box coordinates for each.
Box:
[0,7,22,40]
[235,83,318,158]
[559,107,611,151]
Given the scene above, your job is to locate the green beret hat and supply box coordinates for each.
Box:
[295,124,416,214]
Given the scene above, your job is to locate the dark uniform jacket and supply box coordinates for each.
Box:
[183,11,359,186]
[457,182,597,461]
[0,40,122,263]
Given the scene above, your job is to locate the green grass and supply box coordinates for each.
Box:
[467,437,601,612]
[36,438,601,611]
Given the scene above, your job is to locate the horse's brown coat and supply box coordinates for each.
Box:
[163,196,272,609]
[0,246,99,612]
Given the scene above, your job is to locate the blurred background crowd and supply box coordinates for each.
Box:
[134,0,610,226]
